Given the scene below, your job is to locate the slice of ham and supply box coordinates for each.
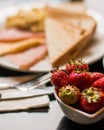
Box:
[1,44,48,70]
[0,28,45,42]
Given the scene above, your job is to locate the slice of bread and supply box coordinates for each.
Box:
[45,7,96,67]
[45,6,96,32]
[51,2,86,14]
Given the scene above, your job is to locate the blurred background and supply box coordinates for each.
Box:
[0,0,104,14]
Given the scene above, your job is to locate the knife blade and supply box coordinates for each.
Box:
[0,86,54,100]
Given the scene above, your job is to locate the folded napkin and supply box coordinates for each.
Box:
[0,75,50,112]
[0,95,49,112]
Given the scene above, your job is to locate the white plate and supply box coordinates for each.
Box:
[0,3,104,72]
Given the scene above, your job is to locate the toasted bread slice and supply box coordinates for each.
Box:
[45,9,96,67]
[45,6,96,32]
[51,2,86,14]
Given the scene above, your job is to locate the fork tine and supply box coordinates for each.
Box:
[16,73,51,91]
[21,73,51,86]
[19,77,51,91]
[30,73,51,85]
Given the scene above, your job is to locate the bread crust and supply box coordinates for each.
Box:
[45,7,97,67]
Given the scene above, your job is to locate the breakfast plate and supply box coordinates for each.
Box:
[0,3,104,72]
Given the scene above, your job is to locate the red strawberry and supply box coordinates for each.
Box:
[66,59,78,74]
[66,59,89,75]
[77,59,89,72]
[66,63,77,75]
[90,72,104,84]
[51,70,69,91]
[92,76,104,92]
[80,87,104,114]
[68,71,91,91]
[58,85,80,105]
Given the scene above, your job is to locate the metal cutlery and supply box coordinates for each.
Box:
[16,73,51,91]
[0,72,51,91]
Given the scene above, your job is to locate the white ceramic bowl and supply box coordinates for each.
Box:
[54,89,104,125]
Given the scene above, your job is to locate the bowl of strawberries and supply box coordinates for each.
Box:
[51,59,104,125]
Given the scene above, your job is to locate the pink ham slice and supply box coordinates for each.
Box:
[0,28,45,42]
[1,44,48,70]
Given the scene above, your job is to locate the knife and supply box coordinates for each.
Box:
[0,86,54,100]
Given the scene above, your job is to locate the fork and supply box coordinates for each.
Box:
[0,73,51,91]
[16,72,51,91]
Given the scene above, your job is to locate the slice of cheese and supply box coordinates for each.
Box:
[0,37,45,56]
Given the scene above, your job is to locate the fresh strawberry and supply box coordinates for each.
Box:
[66,59,77,74]
[92,76,104,92]
[90,72,104,84]
[80,87,104,114]
[66,63,77,75]
[58,85,80,105]
[77,59,89,72]
[68,71,91,91]
[66,59,89,75]
[51,70,69,91]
